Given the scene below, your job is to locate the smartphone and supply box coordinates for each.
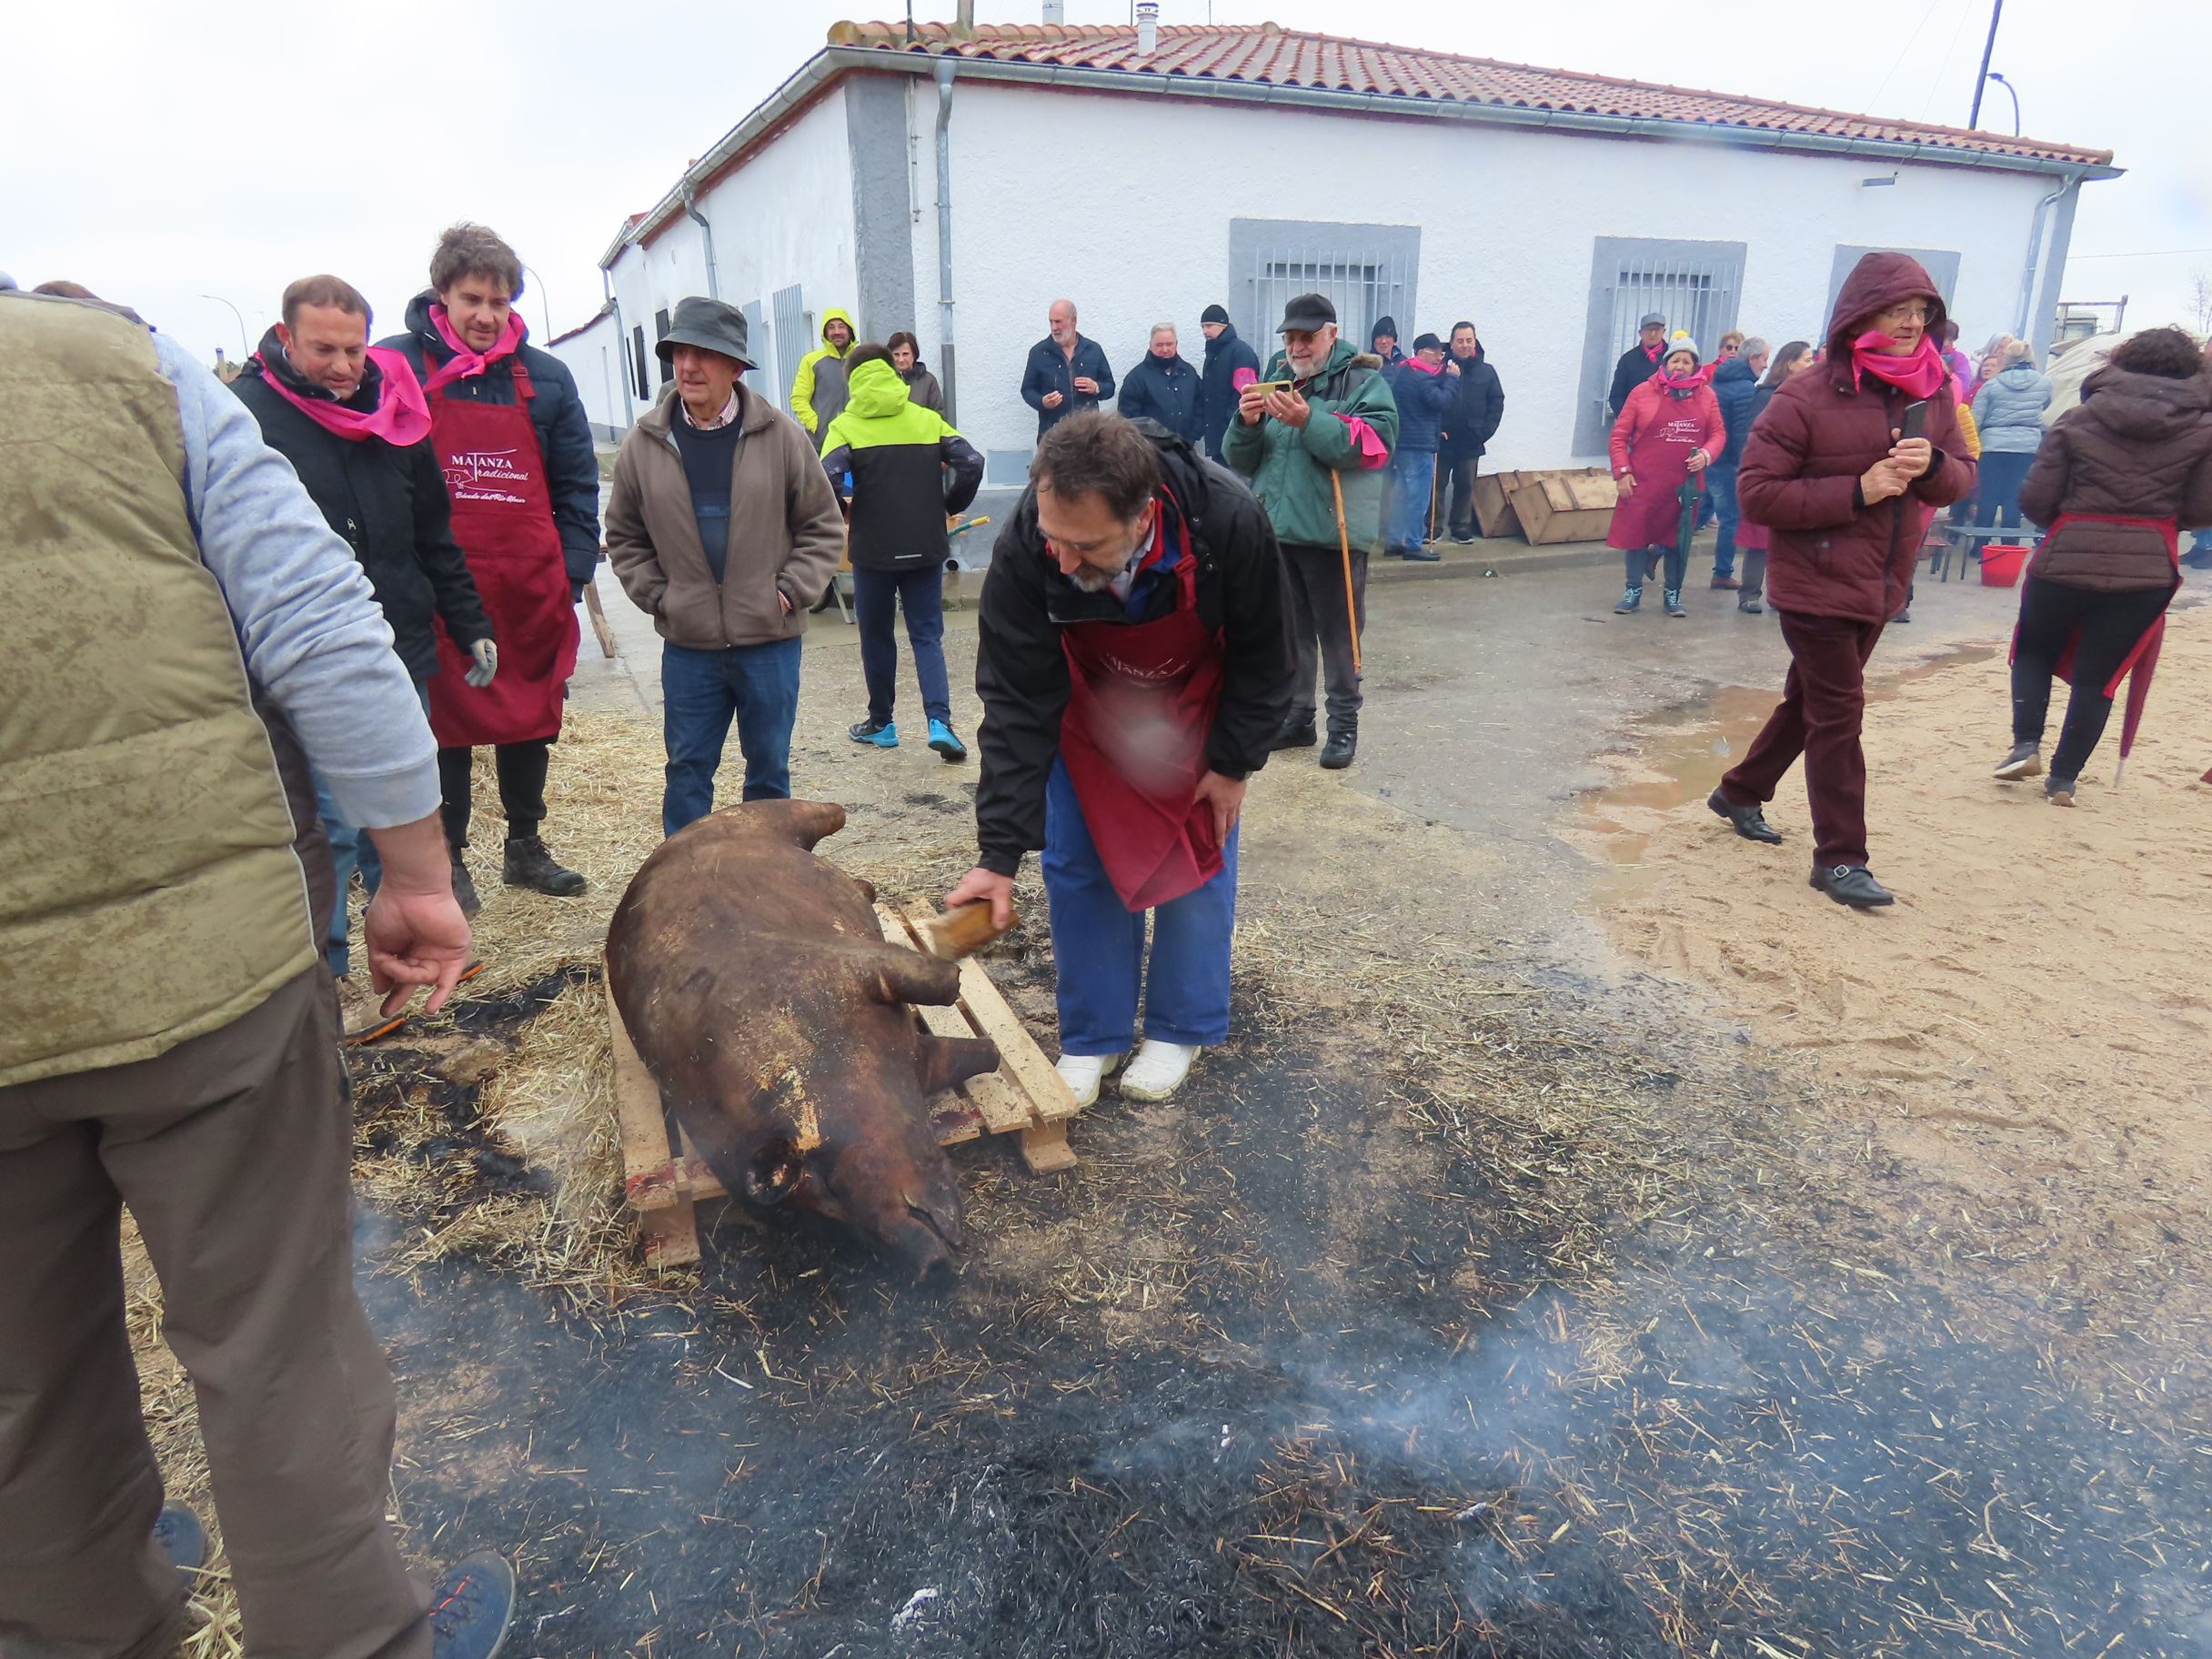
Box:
[1247,379,1295,397]
[1900,399,1928,440]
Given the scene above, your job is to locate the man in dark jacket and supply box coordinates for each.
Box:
[235,274,494,1040]
[1369,316,1406,368]
[1383,334,1456,560]
[820,343,986,761]
[1608,312,1669,420]
[1437,321,1505,543]
[1117,323,1204,447]
[378,222,600,909]
[1709,254,1974,909]
[1021,297,1115,437]
[945,413,1292,1110]
[1707,337,1767,588]
[1196,303,1261,460]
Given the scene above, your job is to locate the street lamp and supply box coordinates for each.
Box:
[199,293,249,357]
[519,264,554,342]
[1984,72,2020,137]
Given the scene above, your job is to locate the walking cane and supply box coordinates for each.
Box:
[1330,470,1362,675]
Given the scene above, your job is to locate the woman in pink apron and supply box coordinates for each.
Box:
[1996,326,2212,804]
[1608,334,1726,618]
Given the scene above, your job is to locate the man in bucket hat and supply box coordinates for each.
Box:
[1221,292,1397,770]
[606,297,845,833]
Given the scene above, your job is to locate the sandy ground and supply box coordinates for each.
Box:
[1571,598,2212,1284]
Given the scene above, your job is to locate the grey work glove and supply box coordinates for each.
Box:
[465,638,498,689]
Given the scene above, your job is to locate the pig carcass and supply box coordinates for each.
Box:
[605,799,1000,1278]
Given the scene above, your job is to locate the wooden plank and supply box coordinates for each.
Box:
[1472,471,1525,538]
[1019,1119,1078,1175]
[880,907,1038,1132]
[933,944,1083,1122]
[608,974,683,1214]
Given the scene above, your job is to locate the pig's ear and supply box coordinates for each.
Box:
[833,941,962,1008]
[733,798,848,850]
[919,1033,1000,1094]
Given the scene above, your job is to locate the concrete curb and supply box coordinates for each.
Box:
[1366,540,1621,583]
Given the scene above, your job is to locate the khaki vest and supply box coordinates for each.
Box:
[0,297,316,1088]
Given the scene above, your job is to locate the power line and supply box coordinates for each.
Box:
[1868,0,1946,114]
[2066,248,2212,261]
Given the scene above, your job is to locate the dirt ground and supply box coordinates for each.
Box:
[132,563,2210,1658]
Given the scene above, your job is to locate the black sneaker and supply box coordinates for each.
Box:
[1270,716,1317,751]
[2046,775,2077,807]
[502,836,587,897]
[1319,729,1357,770]
[1993,741,2043,780]
[154,1503,206,1586]
[1450,533,1477,546]
[449,855,481,917]
[1402,545,1443,563]
[428,1551,517,1659]
[1809,864,1895,908]
[1706,788,1783,845]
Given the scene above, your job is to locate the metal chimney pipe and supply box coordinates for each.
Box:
[1042,0,1064,20]
[953,0,975,36]
[1135,2,1159,56]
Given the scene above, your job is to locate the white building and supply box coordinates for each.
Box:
[547,18,2114,496]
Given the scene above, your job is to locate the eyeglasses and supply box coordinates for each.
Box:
[1877,304,1931,326]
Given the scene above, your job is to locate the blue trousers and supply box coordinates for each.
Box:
[312,680,430,977]
[1041,759,1238,1055]
[1388,448,1437,552]
[1708,458,1740,577]
[661,637,802,836]
[852,565,951,726]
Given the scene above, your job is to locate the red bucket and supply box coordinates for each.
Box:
[1980,543,2030,587]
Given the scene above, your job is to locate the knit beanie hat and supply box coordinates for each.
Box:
[1372,315,1399,343]
[1662,331,1703,367]
[1200,303,1230,326]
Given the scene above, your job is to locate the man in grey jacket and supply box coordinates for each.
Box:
[0,287,512,1659]
[607,297,847,833]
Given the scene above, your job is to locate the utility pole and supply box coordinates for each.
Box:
[1967,0,2004,127]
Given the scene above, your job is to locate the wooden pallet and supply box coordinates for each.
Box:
[608,903,1082,1267]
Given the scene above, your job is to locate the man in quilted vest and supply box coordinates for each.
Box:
[0,288,514,1659]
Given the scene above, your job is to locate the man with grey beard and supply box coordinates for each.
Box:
[948,411,1292,1109]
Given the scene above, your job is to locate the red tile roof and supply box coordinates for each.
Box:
[829,21,2111,169]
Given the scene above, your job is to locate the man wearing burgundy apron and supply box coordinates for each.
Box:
[380,224,599,910]
[946,412,1292,1106]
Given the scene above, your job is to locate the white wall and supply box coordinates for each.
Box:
[939,80,2059,470]
[546,307,628,438]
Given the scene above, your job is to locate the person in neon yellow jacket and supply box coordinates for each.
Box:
[789,307,856,435]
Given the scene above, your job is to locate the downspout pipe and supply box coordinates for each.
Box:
[2016,168,2081,345]
[602,265,635,427]
[933,57,958,424]
[682,180,720,300]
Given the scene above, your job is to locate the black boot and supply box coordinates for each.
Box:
[504,834,587,897]
[1706,788,1783,844]
[1809,864,1895,908]
[1319,726,1357,769]
[449,852,481,917]
[1270,713,1318,750]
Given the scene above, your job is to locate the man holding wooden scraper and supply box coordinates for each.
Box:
[945,411,1293,1107]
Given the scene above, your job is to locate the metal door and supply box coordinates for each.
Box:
[770,285,809,409]
[1575,239,1745,454]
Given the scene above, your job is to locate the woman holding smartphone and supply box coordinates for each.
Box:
[1705,253,1975,909]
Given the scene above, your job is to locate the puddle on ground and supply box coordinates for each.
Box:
[1577,645,1996,903]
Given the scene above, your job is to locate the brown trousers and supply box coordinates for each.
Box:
[0,970,429,1659]
[1721,608,1885,870]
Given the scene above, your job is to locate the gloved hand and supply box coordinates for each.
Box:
[466,638,498,689]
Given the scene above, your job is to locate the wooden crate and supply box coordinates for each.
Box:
[1506,468,1618,545]
[1471,471,1532,539]
[609,904,1083,1267]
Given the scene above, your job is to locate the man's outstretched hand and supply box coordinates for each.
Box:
[360,812,473,1015]
[944,867,1015,933]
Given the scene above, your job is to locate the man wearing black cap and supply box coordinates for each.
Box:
[1222,293,1399,770]
[605,297,846,834]
[1196,303,1259,460]
[1609,311,1670,420]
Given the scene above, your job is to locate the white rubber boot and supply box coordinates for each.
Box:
[1120,1041,1201,1102]
[1053,1051,1126,1108]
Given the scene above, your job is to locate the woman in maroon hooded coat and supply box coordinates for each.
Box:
[1704,253,1976,909]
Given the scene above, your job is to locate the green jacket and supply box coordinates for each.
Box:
[789,307,856,435]
[1221,338,1399,552]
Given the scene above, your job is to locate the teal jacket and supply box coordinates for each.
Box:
[1220,338,1399,553]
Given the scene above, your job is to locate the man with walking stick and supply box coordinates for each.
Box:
[1222,293,1398,770]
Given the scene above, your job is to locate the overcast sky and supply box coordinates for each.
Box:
[6,0,2207,365]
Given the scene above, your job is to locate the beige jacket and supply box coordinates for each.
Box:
[606,382,845,649]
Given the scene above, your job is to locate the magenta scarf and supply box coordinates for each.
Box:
[424,304,526,392]
[252,347,430,447]
[1851,332,1947,399]
[1658,363,1713,394]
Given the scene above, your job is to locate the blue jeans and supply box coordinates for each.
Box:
[660,638,802,836]
[1041,759,1238,1055]
[1388,448,1437,552]
[311,680,431,977]
[1708,458,1740,577]
[852,565,951,726]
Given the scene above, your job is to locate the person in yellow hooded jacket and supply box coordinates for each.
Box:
[789,306,856,436]
[819,344,985,758]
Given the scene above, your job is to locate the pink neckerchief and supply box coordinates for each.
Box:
[424,304,527,392]
[252,347,430,447]
[1851,331,1947,399]
[1658,363,1713,394]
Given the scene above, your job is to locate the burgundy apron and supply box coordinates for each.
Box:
[425,358,579,746]
[2016,513,2180,697]
[1608,391,1707,549]
[1058,511,1227,912]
